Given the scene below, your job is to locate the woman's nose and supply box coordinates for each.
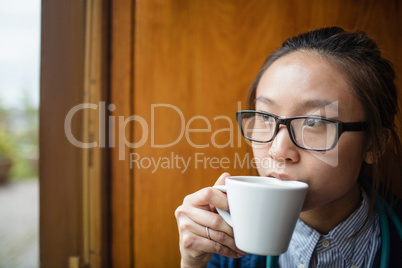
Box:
[268,126,300,162]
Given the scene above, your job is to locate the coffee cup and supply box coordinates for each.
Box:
[213,176,308,256]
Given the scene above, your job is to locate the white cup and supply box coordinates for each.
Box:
[213,176,308,256]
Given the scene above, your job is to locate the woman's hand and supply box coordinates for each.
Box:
[175,173,246,268]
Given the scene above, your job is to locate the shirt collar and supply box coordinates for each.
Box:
[287,189,377,267]
[327,189,376,265]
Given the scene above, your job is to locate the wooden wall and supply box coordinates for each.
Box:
[40,0,85,267]
[110,0,402,267]
[40,0,402,267]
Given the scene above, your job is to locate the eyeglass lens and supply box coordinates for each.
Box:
[240,112,337,150]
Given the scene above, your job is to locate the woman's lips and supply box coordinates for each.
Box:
[267,172,292,180]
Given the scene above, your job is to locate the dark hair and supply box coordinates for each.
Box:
[247,26,402,225]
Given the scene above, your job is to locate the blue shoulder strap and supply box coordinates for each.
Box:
[383,199,402,239]
[375,194,402,268]
[266,255,279,268]
[376,198,390,268]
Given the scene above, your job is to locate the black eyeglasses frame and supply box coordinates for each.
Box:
[236,110,369,151]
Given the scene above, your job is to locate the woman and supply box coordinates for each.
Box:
[175,27,402,268]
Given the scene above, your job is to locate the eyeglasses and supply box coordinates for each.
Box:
[236,110,368,151]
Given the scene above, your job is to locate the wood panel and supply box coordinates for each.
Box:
[41,0,109,267]
[111,0,402,267]
[40,0,86,267]
[82,0,110,266]
[110,0,135,267]
[133,2,252,266]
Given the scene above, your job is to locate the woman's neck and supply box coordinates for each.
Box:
[299,183,362,234]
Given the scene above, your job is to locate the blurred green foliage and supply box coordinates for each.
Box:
[0,128,15,160]
[0,92,38,180]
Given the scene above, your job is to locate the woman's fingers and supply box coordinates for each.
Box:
[214,172,231,186]
[180,214,238,250]
[183,205,233,236]
[185,186,229,211]
[181,230,244,259]
[177,215,245,260]
[202,226,246,256]
[175,172,246,267]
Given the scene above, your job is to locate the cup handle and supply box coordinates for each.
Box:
[213,185,233,227]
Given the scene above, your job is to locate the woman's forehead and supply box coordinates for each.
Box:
[255,52,366,120]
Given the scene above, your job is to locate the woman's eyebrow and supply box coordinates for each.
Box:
[255,96,336,109]
[255,96,274,105]
[301,99,337,109]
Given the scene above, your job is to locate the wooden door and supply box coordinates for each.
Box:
[110,1,402,267]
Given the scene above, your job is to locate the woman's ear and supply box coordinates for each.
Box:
[364,150,374,164]
[364,137,374,164]
[364,128,390,164]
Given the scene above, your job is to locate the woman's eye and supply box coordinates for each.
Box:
[262,114,274,123]
[304,118,324,127]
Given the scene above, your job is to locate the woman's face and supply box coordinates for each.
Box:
[253,51,368,212]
